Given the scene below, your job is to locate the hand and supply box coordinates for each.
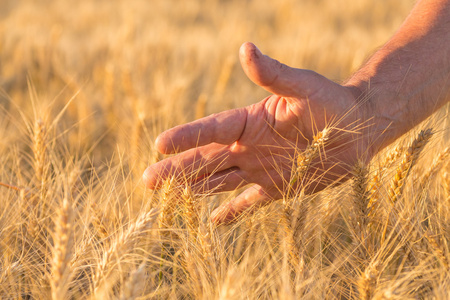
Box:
[143,42,370,224]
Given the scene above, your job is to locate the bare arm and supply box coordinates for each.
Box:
[347,0,450,153]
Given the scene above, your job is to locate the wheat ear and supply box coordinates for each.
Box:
[350,159,371,256]
[388,129,433,204]
[290,128,329,188]
[33,119,48,185]
[182,185,199,238]
[358,261,380,300]
[158,176,176,232]
[198,219,214,263]
[282,128,329,268]
[280,208,301,268]
[367,145,404,216]
[93,208,159,293]
[50,198,74,300]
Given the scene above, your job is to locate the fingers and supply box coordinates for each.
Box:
[239,42,329,98]
[143,143,234,189]
[210,185,274,224]
[192,167,247,194]
[155,107,248,154]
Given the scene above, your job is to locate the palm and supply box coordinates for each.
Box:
[143,43,365,224]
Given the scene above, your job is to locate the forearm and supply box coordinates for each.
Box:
[346,0,450,153]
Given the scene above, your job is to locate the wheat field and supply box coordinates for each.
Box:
[0,0,449,299]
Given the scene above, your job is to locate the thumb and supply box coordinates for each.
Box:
[239,42,328,98]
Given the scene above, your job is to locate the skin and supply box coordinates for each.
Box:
[143,0,450,224]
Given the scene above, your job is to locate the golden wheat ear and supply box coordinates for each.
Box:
[158,176,177,233]
[289,127,330,189]
[351,160,370,216]
[92,208,159,296]
[357,261,380,300]
[280,127,330,270]
[50,198,74,300]
[367,144,404,217]
[350,160,370,242]
[33,118,48,185]
[182,185,199,239]
[388,129,433,204]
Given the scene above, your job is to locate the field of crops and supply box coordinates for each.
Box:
[1,0,449,299]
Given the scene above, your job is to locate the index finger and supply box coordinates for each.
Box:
[155,107,248,154]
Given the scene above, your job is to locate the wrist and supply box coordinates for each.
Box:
[343,80,399,161]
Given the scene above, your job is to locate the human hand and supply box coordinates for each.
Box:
[143,42,371,224]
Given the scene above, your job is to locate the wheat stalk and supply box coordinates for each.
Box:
[282,128,329,269]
